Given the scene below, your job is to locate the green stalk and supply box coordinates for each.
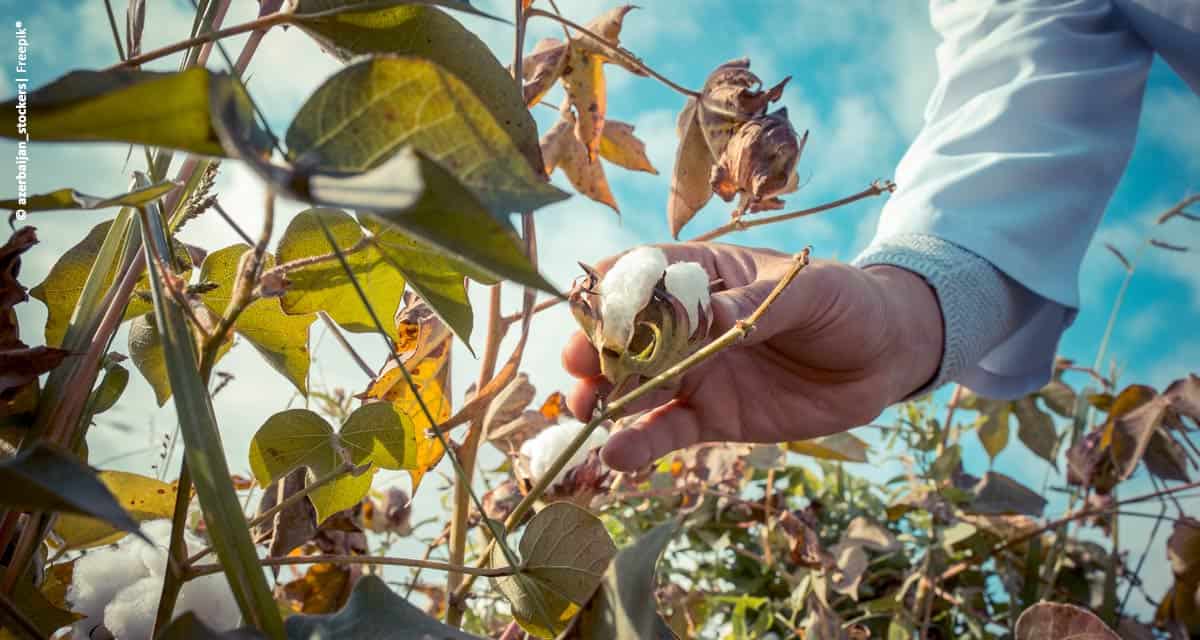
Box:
[136,176,284,637]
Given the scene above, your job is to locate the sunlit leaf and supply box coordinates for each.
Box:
[339,402,418,470]
[292,5,540,171]
[972,397,1010,461]
[285,575,484,639]
[491,502,617,637]
[292,0,498,20]
[598,120,658,175]
[561,46,606,161]
[285,56,565,216]
[282,563,354,614]
[52,470,175,550]
[0,68,269,156]
[668,98,715,239]
[0,181,177,212]
[128,313,172,405]
[786,432,869,463]
[0,443,140,535]
[87,357,129,415]
[276,208,405,333]
[542,113,618,213]
[201,245,315,394]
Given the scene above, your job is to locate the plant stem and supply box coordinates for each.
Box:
[0,591,41,640]
[188,554,516,579]
[500,296,560,328]
[690,180,895,242]
[103,0,127,61]
[261,235,371,281]
[526,8,698,98]
[152,463,194,633]
[452,247,814,603]
[111,11,290,70]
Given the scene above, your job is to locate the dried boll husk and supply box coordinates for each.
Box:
[711,108,806,216]
[697,58,790,160]
[569,250,712,396]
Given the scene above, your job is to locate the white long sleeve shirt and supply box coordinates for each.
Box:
[854,0,1199,399]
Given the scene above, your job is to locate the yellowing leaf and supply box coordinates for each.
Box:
[0,181,177,213]
[52,471,175,550]
[282,562,353,614]
[598,120,658,175]
[276,208,406,334]
[541,113,618,213]
[201,245,315,394]
[668,98,715,239]
[128,313,172,406]
[522,38,568,106]
[560,46,606,161]
[786,432,869,463]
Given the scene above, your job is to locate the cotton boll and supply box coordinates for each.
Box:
[599,246,667,350]
[176,573,240,632]
[520,420,609,486]
[663,261,711,332]
[69,545,151,633]
[102,575,163,640]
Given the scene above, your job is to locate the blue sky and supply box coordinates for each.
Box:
[3,0,1198,621]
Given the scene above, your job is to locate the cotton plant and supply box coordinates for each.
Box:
[570,246,714,395]
[68,519,239,639]
[519,419,610,487]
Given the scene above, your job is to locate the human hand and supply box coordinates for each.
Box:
[561,242,944,472]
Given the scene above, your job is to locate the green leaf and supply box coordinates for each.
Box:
[128,313,172,405]
[491,502,617,638]
[339,402,417,470]
[360,214,479,346]
[285,55,565,216]
[51,470,175,550]
[785,432,869,463]
[0,181,178,212]
[158,612,266,639]
[974,399,1011,461]
[291,5,540,172]
[0,443,141,536]
[247,408,384,523]
[930,444,962,484]
[276,208,406,333]
[362,155,557,294]
[562,518,681,639]
[31,220,192,347]
[137,184,284,635]
[1,68,270,157]
[967,471,1047,517]
[1039,379,1077,418]
[200,245,315,394]
[88,359,129,415]
[1013,396,1058,465]
[285,575,484,639]
[293,0,498,21]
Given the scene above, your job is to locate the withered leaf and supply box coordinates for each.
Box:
[522,38,567,107]
[669,98,716,238]
[1014,602,1119,640]
[1165,374,1200,424]
[255,468,318,560]
[281,562,355,614]
[598,120,658,175]
[560,46,607,161]
[1110,394,1170,481]
[968,471,1047,517]
[541,112,618,212]
[696,58,788,160]
[482,372,536,436]
[1,227,71,404]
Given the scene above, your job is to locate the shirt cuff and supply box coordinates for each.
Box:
[852,233,1061,399]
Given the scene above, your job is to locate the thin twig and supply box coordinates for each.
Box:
[690,180,895,242]
[188,554,516,579]
[500,296,560,327]
[103,0,127,61]
[526,8,698,98]
[111,12,290,69]
[318,312,376,379]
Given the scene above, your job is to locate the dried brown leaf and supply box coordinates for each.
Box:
[1014,602,1119,639]
[561,46,607,161]
[1165,374,1200,424]
[522,38,568,107]
[696,59,787,158]
[255,468,318,560]
[599,120,658,174]
[667,98,716,238]
[540,113,618,212]
[1151,239,1190,252]
[968,471,1047,517]
[483,372,536,435]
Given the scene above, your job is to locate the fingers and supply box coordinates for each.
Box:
[562,331,600,378]
[601,400,703,471]
[566,375,609,420]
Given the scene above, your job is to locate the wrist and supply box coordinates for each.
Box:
[866,265,944,401]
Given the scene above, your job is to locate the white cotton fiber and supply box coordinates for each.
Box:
[520,420,609,487]
[600,246,668,350]
[663,261,711,332]
[68,519,239,638]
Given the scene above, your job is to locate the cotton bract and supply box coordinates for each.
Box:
[520,419,609,486]
[68,519,239,639]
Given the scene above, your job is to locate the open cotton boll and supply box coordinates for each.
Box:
[176,573,240,632]
[663,261,711,332]
[102,575,162,640]
[69,544,152,631]
[520,420,609,486]
[599,246,668,350]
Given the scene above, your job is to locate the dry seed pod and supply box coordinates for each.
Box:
[697,58,790,160]
[569,248,712,395]
[711,108,806,216]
